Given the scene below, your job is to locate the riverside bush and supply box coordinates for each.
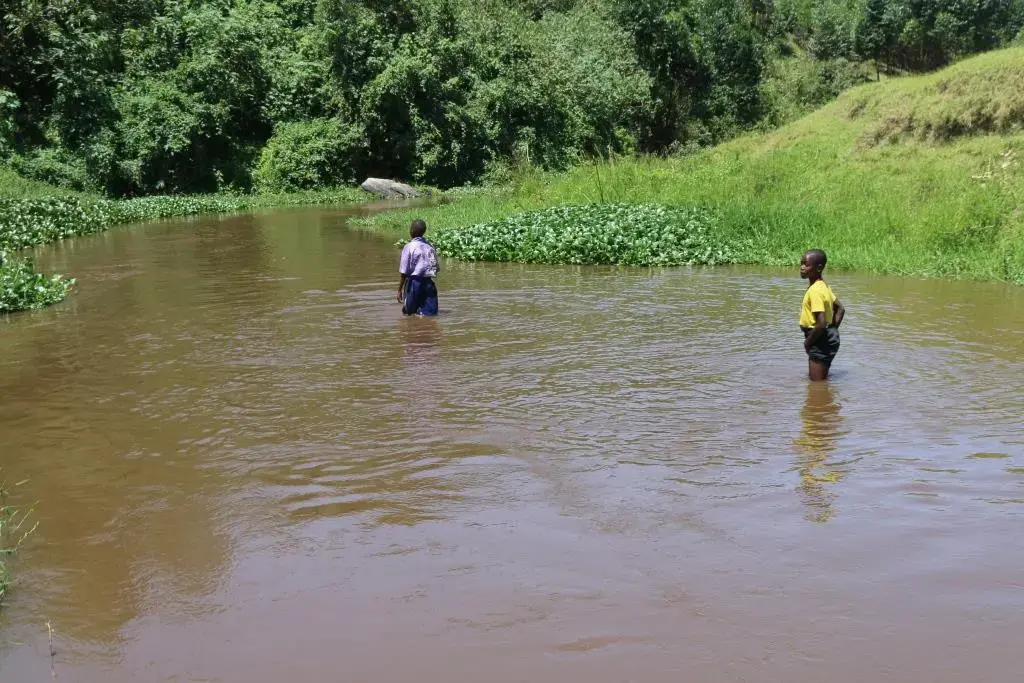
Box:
[254,119,366,193]
[429,204,738,266]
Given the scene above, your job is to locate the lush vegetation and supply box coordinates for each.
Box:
[3,0,1023,196]
[0,255,74,312]
[361,48,1024,283]
[428,204,737,266]
[0,475,36,607]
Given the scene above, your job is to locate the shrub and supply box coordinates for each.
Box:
[760,53,867,128]
[0,90,18,162]
[10,148,93,192]
[253,118,365,193]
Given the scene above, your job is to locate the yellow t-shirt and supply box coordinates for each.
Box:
[800,280,836,328]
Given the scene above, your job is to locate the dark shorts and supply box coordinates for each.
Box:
[403,276,438,316]
[802,326,840,366]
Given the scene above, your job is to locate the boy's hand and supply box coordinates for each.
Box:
[397,273,408,303]
[805,311,826,351]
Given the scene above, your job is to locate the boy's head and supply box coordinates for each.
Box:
[410,219,427,239]
[800,249,827,279]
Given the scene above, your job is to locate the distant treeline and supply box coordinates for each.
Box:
[2,0,1022,194]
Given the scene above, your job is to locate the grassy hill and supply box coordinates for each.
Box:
[363,47,1024,283]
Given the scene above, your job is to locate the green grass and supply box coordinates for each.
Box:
[359,47,1024,283]
[0,167,95,199]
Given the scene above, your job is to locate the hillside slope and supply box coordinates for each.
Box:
[365,48,1024,282]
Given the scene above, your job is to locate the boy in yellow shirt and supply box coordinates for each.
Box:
[800,249,846,381]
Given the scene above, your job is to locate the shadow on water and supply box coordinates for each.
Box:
[792,381,846,523]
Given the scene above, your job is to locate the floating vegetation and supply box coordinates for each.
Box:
[430,203,739,267]
[0,253,74,313]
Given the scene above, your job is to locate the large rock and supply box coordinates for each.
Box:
[360,178,421,199]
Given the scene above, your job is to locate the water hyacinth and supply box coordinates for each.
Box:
[430,204,738,267]
[0,254,73,313]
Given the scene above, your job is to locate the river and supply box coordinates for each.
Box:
[1,206,1023,682]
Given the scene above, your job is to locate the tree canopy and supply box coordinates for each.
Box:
[2,0,1022,194]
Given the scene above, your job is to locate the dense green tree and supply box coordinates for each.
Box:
[608,0,702,151]
[2,0,1023,195]
[807,1,859,60]
[690,0,767,141]
[854,0,1024,71]
[322,0,649,185]
[254,117,365,191]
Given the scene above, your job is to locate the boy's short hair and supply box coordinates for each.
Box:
[805,249,827,269]
[411,219,427,237]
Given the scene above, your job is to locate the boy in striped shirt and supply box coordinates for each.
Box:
[397,219,440,316]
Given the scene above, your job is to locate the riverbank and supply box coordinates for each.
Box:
[0,170,372,312]
[357,48,1024,284]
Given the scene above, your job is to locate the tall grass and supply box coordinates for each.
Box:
[358,48,1024,283]
[0,475,36,607]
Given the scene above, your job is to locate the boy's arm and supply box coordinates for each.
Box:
[805,311,827,350]
[832,298,845,329]
[397,273,408,302]
[397,245,410,301]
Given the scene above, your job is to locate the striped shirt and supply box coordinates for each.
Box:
[399,237,439,278]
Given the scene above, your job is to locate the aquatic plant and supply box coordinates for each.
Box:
[428,203,738,267]
[0,253,74,313]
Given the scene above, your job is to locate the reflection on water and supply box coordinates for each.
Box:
[1,208,1024,683]
[793,381,846,523]
[399,315,443,366]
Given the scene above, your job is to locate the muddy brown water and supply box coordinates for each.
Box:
[1,206,1023,683]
